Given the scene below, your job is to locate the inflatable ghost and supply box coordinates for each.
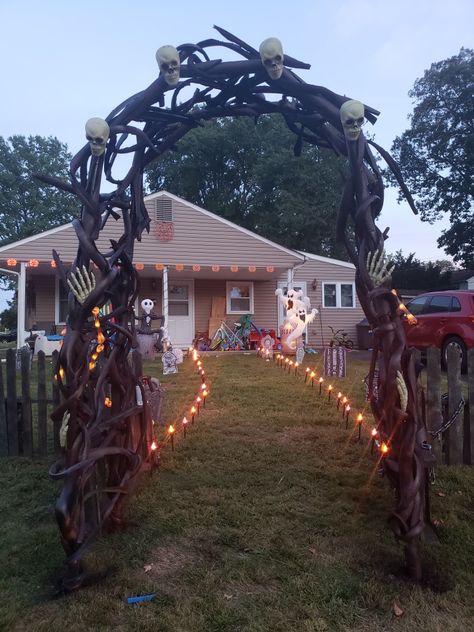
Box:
[286,306,318,349]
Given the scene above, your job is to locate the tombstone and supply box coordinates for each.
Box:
[323,347,346,377]
[162,350,178,375]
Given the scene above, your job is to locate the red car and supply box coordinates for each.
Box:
[403,290,474,371]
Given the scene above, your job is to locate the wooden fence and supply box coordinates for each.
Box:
[425,346,473,465]
[0,348,60,457]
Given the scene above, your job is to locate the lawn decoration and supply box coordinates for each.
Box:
[136,298,165,359]
[162,349,178,375]
[37,25,429,588]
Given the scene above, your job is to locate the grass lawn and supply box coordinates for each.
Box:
[0,352,473,631]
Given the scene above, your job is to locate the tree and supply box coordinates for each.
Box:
[0,135,78,246]
[389,250,454,290]
[146,115,349,259]
[388,48,474,266]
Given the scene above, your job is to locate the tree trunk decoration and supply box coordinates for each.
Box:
[38,26,433,589]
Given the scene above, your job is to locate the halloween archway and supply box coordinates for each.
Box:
[40,26,434,590]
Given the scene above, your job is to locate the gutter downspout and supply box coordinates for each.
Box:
[287,255,307,289]
[162,266,169,350]
[0,265,26,349]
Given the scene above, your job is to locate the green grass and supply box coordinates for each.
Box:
[0,353,473,631]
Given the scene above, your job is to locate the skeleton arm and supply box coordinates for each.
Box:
[396,371,408,413]
[367,249,394,287]
[59,411,70,449]
[67,266,96,304]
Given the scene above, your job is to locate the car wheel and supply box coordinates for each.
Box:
[442,336,467,373]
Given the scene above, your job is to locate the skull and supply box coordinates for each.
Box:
[156,45,180,86]
[141,298,154,315]
[259,37,284,80]
[340,100,365,142]
[85,117,110,156]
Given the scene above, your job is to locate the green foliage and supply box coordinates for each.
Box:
[390,250,455,290]
[0,135,78,246]
[388,48,474,266]
[146,115,349,259]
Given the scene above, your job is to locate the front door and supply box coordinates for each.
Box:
[166,281,194,347]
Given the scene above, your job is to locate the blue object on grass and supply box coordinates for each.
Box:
[126,593,156,604]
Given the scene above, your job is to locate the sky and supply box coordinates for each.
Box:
[0,0,472,308]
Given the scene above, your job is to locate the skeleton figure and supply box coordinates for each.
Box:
[68,266,96,304]
[156,45,180,86]
[140,298,154,330]
[85,117,110,156]
[339,100,365,142]
[259,37,284,80]
[59,411,70,449]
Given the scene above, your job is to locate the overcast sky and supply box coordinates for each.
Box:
[1,0,472,309]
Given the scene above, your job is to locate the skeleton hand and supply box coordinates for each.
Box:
[396,371,408,412]
[59,411,70,449]
[366,249,394,287]
[67,266,96,304]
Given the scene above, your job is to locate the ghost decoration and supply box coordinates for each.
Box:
[156,45,180,86]
[340,100,365,142]
[286,306,318,350]
[85,117,110,156]
[259,37,284,80]
[275,287,318,351]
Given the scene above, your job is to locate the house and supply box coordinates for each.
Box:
[0,191,365,349]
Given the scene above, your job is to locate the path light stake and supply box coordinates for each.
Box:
[337,392,342,409]
[341,397,348,416]
[202,389,208,407]
[327,385,333,402]
[168,425,175,451]
[182,417,189,438]
[345,405,351,429]
[288,360,293,374]
[370,427,378,454]
[305,367,310,383]
[310,371,316,387]
[294,362,299,376]
[196,396,202,413]
[191,405,196,424]
[357,413,363,441]
[319,377,324,395]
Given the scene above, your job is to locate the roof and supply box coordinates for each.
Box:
[297,250,355,269]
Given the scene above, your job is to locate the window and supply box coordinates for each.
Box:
[226,282,254,314]
[406,296,428,315]
[425,295,452,314]
[56,280,69,323]
[169,284,189,316]
[322,282,355,308]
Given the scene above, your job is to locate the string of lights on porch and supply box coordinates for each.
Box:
[4,258,276,273]
[257,347,389,456]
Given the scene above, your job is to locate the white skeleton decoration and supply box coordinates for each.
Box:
[339,100,365,142]
[156,45,180,86]
[59,411,70,449]
[259,37,284,80]
[366,248,394,287]
[141,298,154,328]
[85,117,110,156]
[68,266,96,304]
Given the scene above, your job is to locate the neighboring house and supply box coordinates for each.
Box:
[0,191,364,348]
[446,269,474,291]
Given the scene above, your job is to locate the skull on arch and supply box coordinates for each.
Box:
[259,37,284,80]
[156,45,180,86]
[85,117,110,156]
[339,100,365,142]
